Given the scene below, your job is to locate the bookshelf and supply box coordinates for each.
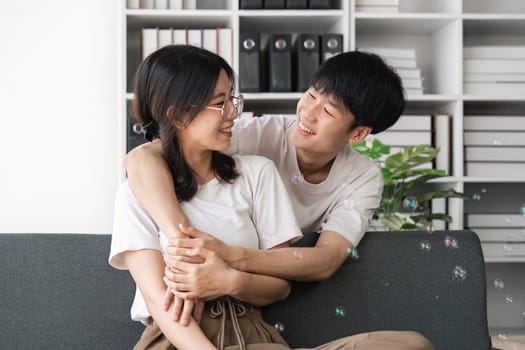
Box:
[119,0,525,338]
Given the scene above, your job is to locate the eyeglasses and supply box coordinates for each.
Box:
[203,95,244,120]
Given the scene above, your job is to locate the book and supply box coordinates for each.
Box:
[356,0,399,5]
[402,78,423,89]
[464,116,525,131]
[218,28,233,66]
[465,162,525,177]
[433,114,451,174]
[240,0,263,9]
[356,5,399,13]
[127,0,140,9]
[463,73,525,83]
[140,0,155,8]
[463,46,525,60]
[173,29,187,45]
[367,131,431,146]
[467,214,525,228]
[464,82,525,95]
[396,68,421,79]
[142,28,158,60]
[389,115,431,131]
[187,29,202,47]
[168,0,182,9]
[183,0,197,9]
[464,59,525,74]
[465,147,525,162]
[158,28,172,48]
[202,29,218,54]
[464,132,525,146]
[472,228,525,242]
[358,47,415,59]
[155,0,168,9]
[385,57,417,69]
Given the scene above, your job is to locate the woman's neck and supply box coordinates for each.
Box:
[181,147,215,185]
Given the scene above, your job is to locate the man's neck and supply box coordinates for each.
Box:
[296,148,337,184]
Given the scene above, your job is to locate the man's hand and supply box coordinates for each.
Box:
[167,224,237,264]
[163,247,234,300]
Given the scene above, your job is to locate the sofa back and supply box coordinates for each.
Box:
[0,231,491,350]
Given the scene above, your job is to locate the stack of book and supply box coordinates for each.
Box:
[466,214,525,259]
[355,0,399,13]
[367,114,451,172]
[127,0,207,10]
[463,46,525,95]
[359,47,424,95]
[464,115,525,178]
[141,27,233,66]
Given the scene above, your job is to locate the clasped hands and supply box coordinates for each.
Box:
[163,224,232,326]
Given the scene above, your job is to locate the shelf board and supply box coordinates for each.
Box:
[485,257,525,263]
[462,14,525,20]
[126,10,232,28]
[462,95,525,102]
[462,177,525,183]
[355,13,458,35]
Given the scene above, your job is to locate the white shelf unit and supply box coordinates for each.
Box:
[119,0,525,338]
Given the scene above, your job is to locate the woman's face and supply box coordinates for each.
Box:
[178,69,236,153]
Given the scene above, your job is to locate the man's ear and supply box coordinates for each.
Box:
[348,126,372,144]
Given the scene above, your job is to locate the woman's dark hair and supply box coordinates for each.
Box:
[311,51,406,134]
[132,45,239,201]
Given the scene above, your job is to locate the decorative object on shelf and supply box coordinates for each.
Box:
[352,138,465,231]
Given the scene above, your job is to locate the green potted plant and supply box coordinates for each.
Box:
[352,139,466,231]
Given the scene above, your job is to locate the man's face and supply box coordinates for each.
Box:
[290,87,360,156]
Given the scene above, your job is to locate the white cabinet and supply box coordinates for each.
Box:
[119,0,525,338]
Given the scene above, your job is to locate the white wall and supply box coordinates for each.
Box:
[0,0,121,233]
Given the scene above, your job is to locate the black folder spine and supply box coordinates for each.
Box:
[269,33,292,92]
[296,34,320,92]
[320,33,343,62]
[239,33,261,92]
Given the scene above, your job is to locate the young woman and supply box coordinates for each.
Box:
[109,45,302,349]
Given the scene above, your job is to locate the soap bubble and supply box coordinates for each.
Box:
[420,241,431,251]
[290,172,304,184]
[521,204,525,216]
[274,322,285,333]
[383,281,391,287]
[504,217,512,224]
[472,193,481,201]
[293,250,303,259]
[452,265,467,281]
[493,278,504,290]
[427,225,435,234]
[347,247,359,260]
[334,306,346,318]
[505,295,513,304]
[498,333,508,341]
[344,198,355,210]
[493,139,502,146]
[503,243,512,253]
[481,188,487,193]
[402,196,418,210]
[445,236,459,249]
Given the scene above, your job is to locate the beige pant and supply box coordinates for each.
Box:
[134,297,435,350]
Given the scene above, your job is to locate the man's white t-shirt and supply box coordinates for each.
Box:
[109,155,302,324]
[229,115,383,247]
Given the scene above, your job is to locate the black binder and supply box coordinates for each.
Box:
[309,0,333,9]
[239,33,262,92]
[295,34,320,92]
[320,33,343,62]
[268,33,292,92]
[286,0,307,9]
[264,0,285,8]
[240,0,262,9]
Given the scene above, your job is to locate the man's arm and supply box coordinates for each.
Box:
[125,140,189,238]
[164,243,292,306]
[170,228,352,281]
[123,249,216,350]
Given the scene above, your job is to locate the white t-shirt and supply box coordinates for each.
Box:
[229,115,383,247]
[109,155,302,324]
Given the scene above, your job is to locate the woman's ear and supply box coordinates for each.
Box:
[348,126,372,144]
[166,105,185,129]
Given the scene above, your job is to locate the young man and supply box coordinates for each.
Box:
[125,51,408,325]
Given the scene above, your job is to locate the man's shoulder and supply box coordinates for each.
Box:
[337,146,381,178]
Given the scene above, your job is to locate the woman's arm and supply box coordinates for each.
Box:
[123,248,216,350]
[125,141,189,239]
[164,243,291,306]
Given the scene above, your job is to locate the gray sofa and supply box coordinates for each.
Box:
[0,231,493,350]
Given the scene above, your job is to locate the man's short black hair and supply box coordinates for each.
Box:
[311,51,405,134]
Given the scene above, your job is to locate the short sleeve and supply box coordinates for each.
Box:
[250,158,303,249]
[321,166,383,247]
[109,182,161,270]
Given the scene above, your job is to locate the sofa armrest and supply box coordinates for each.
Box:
[263,230,492,350]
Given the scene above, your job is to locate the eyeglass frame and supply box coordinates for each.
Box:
[202,94,244,120]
